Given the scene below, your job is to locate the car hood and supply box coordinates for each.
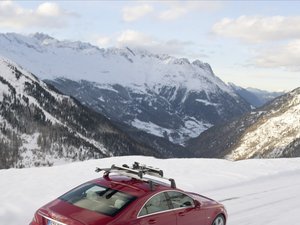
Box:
[39,199,115,225]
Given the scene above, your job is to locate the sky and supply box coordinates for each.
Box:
[0,1,300,91]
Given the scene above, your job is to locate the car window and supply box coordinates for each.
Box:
[139,192,171,217]
[59,183,136,216]
[167,191,194,208]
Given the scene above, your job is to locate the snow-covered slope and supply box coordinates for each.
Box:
[0,57,185,168]
[1,156,300,225]
[227,88,300,160]
[0,33,251,144]
[188,88,300,159]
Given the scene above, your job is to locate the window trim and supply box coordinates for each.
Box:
[137,190,195,219]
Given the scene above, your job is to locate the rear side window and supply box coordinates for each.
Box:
[59,183,136,216]
[167,191,194,208]
[139,192,171,217]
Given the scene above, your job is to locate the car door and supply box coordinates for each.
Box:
[137,192,176,225]
[166,191,207,225]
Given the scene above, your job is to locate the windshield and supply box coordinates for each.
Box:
[59,183,136,216]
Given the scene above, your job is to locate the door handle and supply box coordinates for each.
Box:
[148,219,156,224]
[179,212,185,217]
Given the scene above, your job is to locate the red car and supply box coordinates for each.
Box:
[30,163,227,225]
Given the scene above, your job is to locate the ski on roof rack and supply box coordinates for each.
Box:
[95,162,176,190]
[132,162,164,177]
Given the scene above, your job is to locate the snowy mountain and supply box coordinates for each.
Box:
[1,156,300,225]
[229,83,284,108]
[0,32,251,144]
[0,57,188,169]
[187,87,300,159]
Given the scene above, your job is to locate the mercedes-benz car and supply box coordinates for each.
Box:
[30,163,227,225]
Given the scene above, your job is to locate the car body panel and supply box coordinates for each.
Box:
[138,210,177,225]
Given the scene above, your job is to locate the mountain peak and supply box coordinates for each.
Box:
[192,60,214,74]
[31,32,55,42]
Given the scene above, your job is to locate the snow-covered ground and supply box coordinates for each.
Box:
[1,156,300,225]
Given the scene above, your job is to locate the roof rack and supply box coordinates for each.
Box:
[95,162,176,190]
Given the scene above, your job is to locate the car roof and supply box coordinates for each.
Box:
[90,175,176,197]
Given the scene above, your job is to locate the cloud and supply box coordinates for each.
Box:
[212,15,300,43]
[95,36,112,47]
[116,30,196,57]
[212,15,300,72]
[90,30,207,59]
[159,1,222,21]
[36,2,62,17]
[122,4,153,22]
[254,40,300,71]
[0,1,76,29]
[159,6,187,21]
[121,1,222,22]
[117,30,153,46]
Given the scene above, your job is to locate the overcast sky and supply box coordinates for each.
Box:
[1,1,300,91]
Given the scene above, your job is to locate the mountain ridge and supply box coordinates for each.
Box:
[0,32,251,144]
[187,87,300,159]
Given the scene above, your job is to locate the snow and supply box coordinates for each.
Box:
[0,83,9,101]
[195,99,219,106]
[95,83,119,93]
[1,156,300,225]
[131,118,212,145]
[19,133,40,161]
[180,118,212,141]
[131,119,172,138]
[98,96,105,102]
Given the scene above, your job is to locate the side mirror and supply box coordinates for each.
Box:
[194,200,201,208]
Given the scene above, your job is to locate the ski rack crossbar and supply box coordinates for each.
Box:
[95,162,176,190]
